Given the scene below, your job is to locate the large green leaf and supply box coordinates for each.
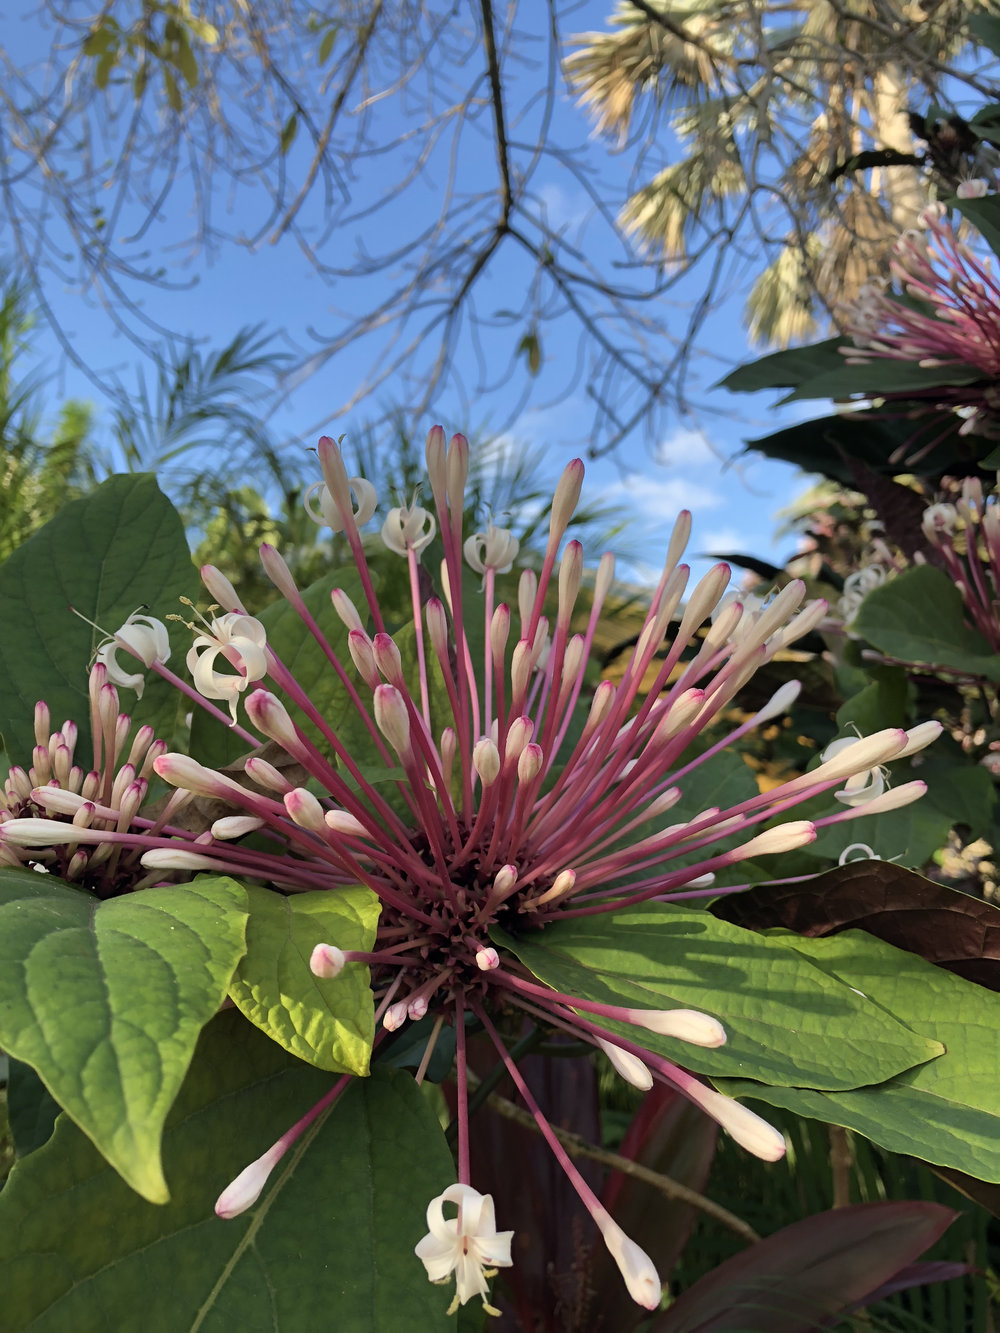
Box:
[0,1011,457,1332]
[0,473,195,761]
[496,905,941,1091]
[717,930,1000,1180]
[189,568,368,769]
[0,868,248,1203]
[228,883,379,1074]
[954,190,1000,258]
[717,338,848,393]
[779,357,984,405]
[853,564,1000,680]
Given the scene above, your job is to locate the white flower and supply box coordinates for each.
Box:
[820,736,887,806]
[95,613,170,699]
[957,178,989,199]
[303,475,377,532]
[185,612,268,722]
[414,1183,514,1316]
[464,521,520,574]
[381,497,436,556]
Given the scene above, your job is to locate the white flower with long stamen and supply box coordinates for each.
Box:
[0,429,943,1315]
[414,1184,514,1316]
[95,612,171,699]
[185,611,269,722]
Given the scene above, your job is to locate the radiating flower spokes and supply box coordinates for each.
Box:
[0,427,945,1315]
[94,611,171,699]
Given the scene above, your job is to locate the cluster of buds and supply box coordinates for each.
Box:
[840,193,1000,450]
[0,662,187,895]
[921,476,1000,654]
[0,429,943,1316]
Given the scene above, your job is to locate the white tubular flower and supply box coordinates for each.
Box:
[464,521,520,575]
[838,565,886,623]
[381,498,437,557]
[95,614,171,699]
[414,1184,514,1316]
[957,178,989,199]
[596,1215,661,1311]
[820,736,887,806]
[303,475,377,532]
[186,613,268,722]
[596,1036,653,1091]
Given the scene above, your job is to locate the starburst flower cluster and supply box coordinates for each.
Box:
[921,475,1000,654]
[0,429,942,1315]
[840,191,1000,444]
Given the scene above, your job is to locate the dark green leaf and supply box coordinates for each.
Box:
[496,905,941,1091]
[854,564,1000,679]
[952,190,1000,258]
[173,36,198,89]
[0,474,195,763]
[6,1058,59,1158]
[779,358,984,405]
[229,883,379,1073]
[0,868,248,1202]
[162,66,182,112]
[318,25,338,64]
[0,1011,457,1332]
[969,16,1000,60]
[717,338,848,393]
[717,930,1000,1179]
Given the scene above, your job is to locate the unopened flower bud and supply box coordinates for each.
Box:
[596,1036,653,1091]
[310,943,346,978]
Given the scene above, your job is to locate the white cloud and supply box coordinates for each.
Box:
[536,182,590,233]
[604,473,724,516]
[698,525,745,553]
[655,428,723,468]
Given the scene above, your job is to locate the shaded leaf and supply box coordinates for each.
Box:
[6,1058,59,1158]
[712,860,1000,989]
[717,339,848,393]
[0,868,248,1203]
[649,1201,956,1332]
[954,190,1000,258]
[0,473,194,762]
[228,883,379,1073]
[279,112,298,155]
[0,1011,456,1332]
[853,564,1000,679]
[496,905,941,1091]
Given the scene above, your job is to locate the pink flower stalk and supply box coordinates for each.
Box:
[0,429,941,1314]
[840,201,1000,448]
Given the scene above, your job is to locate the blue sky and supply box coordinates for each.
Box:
[3,2,820,586]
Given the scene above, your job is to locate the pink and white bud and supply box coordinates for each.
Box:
[324,809,369,837]
[549,459,585,545]
[446,433,469,518]
[243,757,294,795]
[310,943,346,978]
[31,786,88,816]
[517,743,544,784]
[504,716,534,761]
[735,821,816,858]
[374,686,412,758]
[200,565,244,612]
[140,848,222,871]
[330,588,365,632]
[473,738,501,786]
[530,867,577,907]
[596,1216,662,1311]
[211,815,266,840]
[284,787,326,831]
[372,633,404,686]
[835,779,926,815]
[215,1140,288,1218]
[898,720,942,757]
[627,1008,726,1047]
[754,680,802,724]
[383,1000,409,1031]
[813,730,908,784]
[677,563,732,640]
[246,691,300,749]
[424,425,447,499]
[153,753,245,800]
[596,1036,653,1091]
[475,946,500,971]
[688,1084,787,1161]
[258,544,299,601]
[347,631,380,691]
